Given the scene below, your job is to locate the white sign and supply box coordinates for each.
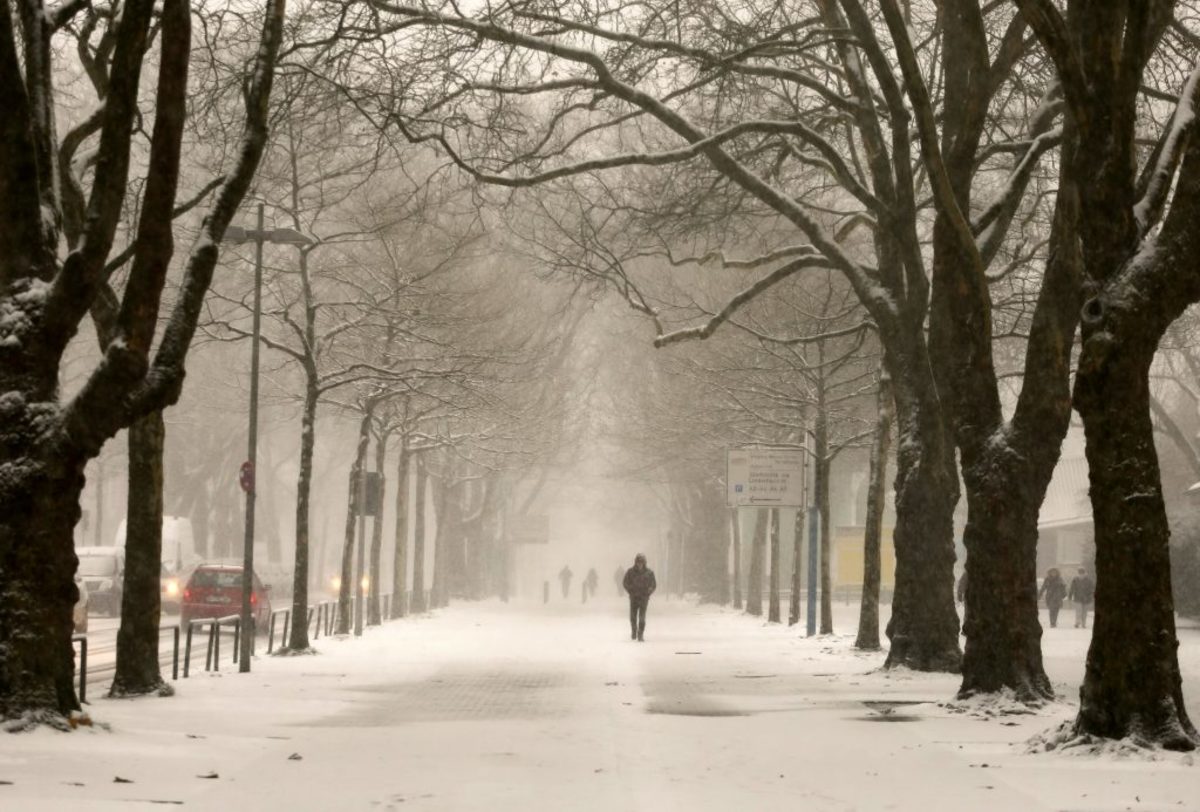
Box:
[727,446,806,507]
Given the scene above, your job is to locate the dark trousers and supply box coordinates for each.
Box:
[1048,602,1061,627]
[629,595,649,639]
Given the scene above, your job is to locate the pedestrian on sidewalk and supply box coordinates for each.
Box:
[613,564,624,597]
[583,567,598,603]
[1039,567,1067,628]
[558,565,573,599]
[1068,568,1094,628]
[622,553,657,641]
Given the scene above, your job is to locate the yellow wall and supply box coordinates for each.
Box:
[833,527,895,587]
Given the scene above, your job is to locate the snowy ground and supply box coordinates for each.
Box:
[2,598,1198,811]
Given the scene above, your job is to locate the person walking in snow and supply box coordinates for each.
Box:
[622,553,657,641]
[1068,568,1094,628]
[613,564,624,597]
[1039,567,1067,628]
[558,565,573,599]
[583,567,599,603]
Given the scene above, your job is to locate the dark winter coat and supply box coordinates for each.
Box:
[1068,574,1094,604]
[623,566,657,599]
[1039,575,1067,608]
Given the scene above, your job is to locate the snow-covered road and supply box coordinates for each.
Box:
[3,599,1197,810]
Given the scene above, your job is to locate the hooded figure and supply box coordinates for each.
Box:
[622,553,657,641]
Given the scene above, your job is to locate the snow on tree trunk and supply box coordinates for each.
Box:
[1073,322,1197,748]
[883,367,962,672]
[0,395,87,721]
[111,410,169,696]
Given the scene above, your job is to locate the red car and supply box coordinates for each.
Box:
[180,563,271,634]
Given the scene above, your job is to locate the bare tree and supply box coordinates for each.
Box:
[0,0,284,722]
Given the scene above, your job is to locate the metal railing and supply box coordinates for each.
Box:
[267,608,290,654]
[183,615,242,677]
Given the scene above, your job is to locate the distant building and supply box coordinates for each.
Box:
[1037,455,1093,572]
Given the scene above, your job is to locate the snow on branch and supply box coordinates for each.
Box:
[653,255,835,348]
[1134,64,1200,239]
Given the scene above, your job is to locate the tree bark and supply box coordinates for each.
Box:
[368,432,387,626]
[816,403,833,635]
[883,359,962,671]
[789,509,803,627]
[390,438,409,618]
[409,455,428,613]
[767,507,781,623]
[336,413,370,635]
[286,378,318,651]
[745,508,766,616]
[111,410,169,696]
[856,371,892,651]
[1074,335,1197,748]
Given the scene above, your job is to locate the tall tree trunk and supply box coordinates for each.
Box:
[767,508,781,623]
[745,509,766,616]
[430,472,451,608]
[1074,336,1197,748]
[409,455,428,613]
[816,406,833,635]
[111,410,168,696]
[789,509,803,626]
[390,438,409,619]
[856,371,892,650]
[368,432,387,626]
[883,359,962,671]
[286,379,318,651]
[731,509,742,610]
[336,414,370,635]
[0,386,87,720]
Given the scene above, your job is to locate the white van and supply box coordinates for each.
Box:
[75,546,125,616]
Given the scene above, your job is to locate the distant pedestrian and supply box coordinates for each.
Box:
[1068,568,1094,628]
[613,565,624,597]
[584,568,599,603]
[558,565,573,599]
[1039,568,1067,628]
[622,553,657,642]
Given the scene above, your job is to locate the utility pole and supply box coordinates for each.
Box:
[226,205,312,672]
[239,203,265,673]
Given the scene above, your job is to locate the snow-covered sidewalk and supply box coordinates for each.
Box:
[1,599,1197,810]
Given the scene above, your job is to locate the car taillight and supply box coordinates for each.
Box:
[250,592,257,605]
[183,588,192,601]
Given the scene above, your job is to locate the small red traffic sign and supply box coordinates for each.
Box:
[239,461,255,494]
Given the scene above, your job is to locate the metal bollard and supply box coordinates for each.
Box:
[281,609,290,647]
[184,623,195,678]
[211,620,220,671]
[72,634,88,703]
[171,626,180,681]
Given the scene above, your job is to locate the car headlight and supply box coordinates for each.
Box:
[165,579,179,597]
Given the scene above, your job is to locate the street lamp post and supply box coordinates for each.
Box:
[225,204,311,672]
